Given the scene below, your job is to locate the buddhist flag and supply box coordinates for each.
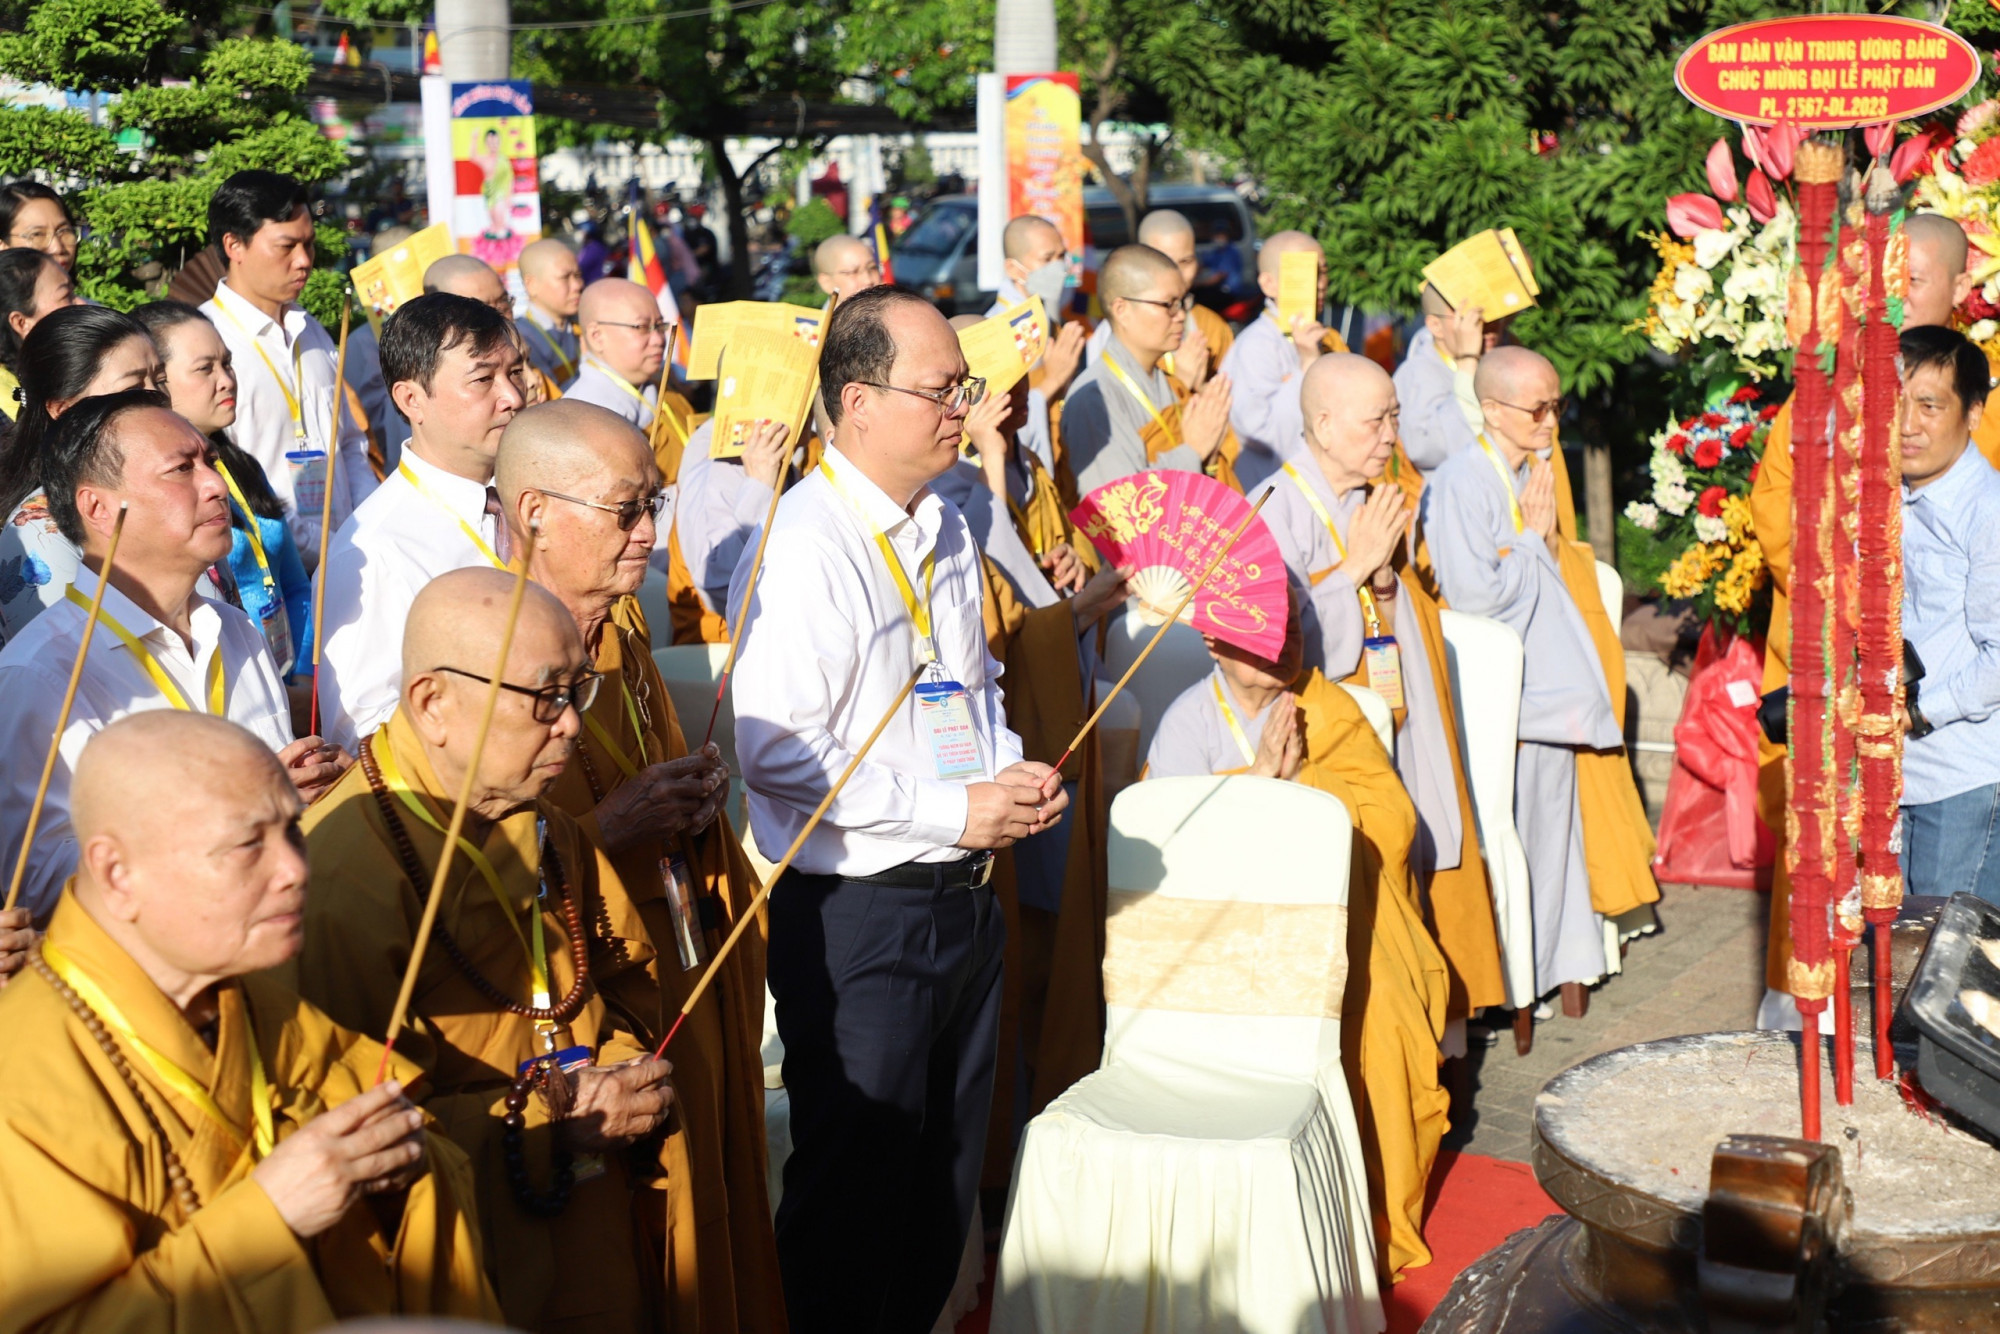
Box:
[628,208,670,301]
[871,218,896,285]
[421,28,441,74]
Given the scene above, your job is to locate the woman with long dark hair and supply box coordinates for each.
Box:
[0,181,80,275]
[134,301,312,676]
[0,305,160,641]
[0,249,80,424]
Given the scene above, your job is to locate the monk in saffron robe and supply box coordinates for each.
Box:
[292,569,679,1333]
[0,712,498,1332]
[497,399,785,1332]
[1218,230,1357,491]
[1263,353,1505,1022]
[1145,595,1450,1281]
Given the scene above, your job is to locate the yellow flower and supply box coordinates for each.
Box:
[1721,494,1754,543]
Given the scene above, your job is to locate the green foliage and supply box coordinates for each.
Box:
[0,0,351,308]
[788,198,845,251]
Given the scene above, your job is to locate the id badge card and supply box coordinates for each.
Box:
[260,596,294,678]
[518,1045,593,1078]
[915,679,985,779]
[660,853,708,972]
[1363,635,1405,710]
[285,449,328,520]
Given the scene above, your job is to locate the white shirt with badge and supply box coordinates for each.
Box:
[0,583,293,920]
[728,444,1023,878]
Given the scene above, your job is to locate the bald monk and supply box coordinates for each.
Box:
[1394,282,1514,474]
[812,233,883,304]
[498,400,785,1332]
[1748,210,2000,1008]
[1145,593,1450,1280]
[1425,347,1658,1018]
[425,254,514,317]
[292,569,680,1332]
[1264,354,1505,1020]
[988,214,1090,483]
[1063,244,1240,495]
[517,237,586,386]
[0,712,499,1331]
[567,277,669,432]
[1085,210,1235,389]
[1218,230,1355,490]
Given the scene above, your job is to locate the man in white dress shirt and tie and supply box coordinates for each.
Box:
[563,277,668,431]
[200,170,376,564]
[314,293,526,754]
[729,286,1068,1333]
[0,392,347,920]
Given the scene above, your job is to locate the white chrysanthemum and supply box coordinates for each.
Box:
[1971,319,1998,343]
[1673,263,1713,302]
[1693,512,1729,544]
[1651,451,1687,486]
[1655,480,1695,516]
[1625,501,1660,530]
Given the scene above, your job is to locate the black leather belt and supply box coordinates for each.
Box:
[848,853,995,891]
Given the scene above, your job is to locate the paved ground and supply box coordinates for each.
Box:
[1443,883,1770,1163]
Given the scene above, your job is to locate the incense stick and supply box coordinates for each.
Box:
[309,291,353,738]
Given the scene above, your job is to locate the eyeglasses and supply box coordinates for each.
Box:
[538,487,668,531]
[1492,396,1566,423]
[594,318,674,337]
[433,667,604,723]
[832,261,882,280]
[10,226,79,247]
[861,377,987,414]
[1122,292,1195,313]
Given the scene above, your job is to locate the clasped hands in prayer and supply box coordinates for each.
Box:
[1335,483,1410,594]
[1251,692,1305,782]
[1519,460,1562,555]
[594,744,730,855]
[962,761,1070,850]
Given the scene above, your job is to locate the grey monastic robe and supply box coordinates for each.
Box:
[1219,310,1312,493]
[1063,335,1203,496]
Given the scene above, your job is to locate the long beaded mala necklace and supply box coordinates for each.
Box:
[30,948,202,1218]
[359,737,593,1216]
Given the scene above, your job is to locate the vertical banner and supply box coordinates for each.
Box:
[976,72,1008,294]
[1005,73,1085,270]
[448,80,542,290]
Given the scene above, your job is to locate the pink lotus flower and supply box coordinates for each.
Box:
[1863,123,1895,159]
[1762,122,1800,181]
[1665,192,1726,239]
[1705,139,1739,202]
[1744,170,1778,225]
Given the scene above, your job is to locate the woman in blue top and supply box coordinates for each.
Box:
[134,300,312,680]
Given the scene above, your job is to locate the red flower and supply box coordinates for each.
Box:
[1729,386,1760,404]
[1744,169,1778,225]
[1759,403,1781,421]
[1667,433,1690,456]
[1964,137,2000,187]
[1705,139,1739,203]
[1694,439,1724,468]
[1701,412,1726,427]
[1696,484,1727,516]
[1966,287,2000,321]
[1750,461,1761,482]
[1665,192,1727,238]
[1729,424,1754,448]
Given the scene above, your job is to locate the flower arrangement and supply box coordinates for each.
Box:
[1909,100,2000,365]
[1622,387,1778,633]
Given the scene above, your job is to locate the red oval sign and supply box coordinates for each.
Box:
[1675,15,1980,128]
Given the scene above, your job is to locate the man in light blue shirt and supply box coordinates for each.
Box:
[1897,324,2000,903]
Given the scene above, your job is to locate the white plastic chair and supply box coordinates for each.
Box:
[1338,683,1394,759]
[1102,602,1214,760]
[994,776,1384,1334]
[1594,559,1623,631]
[1436,610,1536,1012]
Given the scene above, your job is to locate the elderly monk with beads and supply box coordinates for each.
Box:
[1749,211,2000,1014]
[290,568,679,1333]
[1145,590,1449,1281]
[496,399,784,1332]
[0,712,499,1332]
[1424,347,1658,1021]
[1262,353,1504,1028]
[1218,230,1355,491]
[1063,244,1240,496]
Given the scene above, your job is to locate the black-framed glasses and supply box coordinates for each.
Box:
[1123,292,1195,313]
[1492,396,1566,423]
[538,487,668,531]
[594,318,674,337]
[861,377,987,414]
[433,667,604,723]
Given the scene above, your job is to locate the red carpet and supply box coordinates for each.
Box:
[957,1149,1558,1332]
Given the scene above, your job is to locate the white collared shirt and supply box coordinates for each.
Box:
[315,448,506,754]
[0,583,293,919]
[564,359,656,430]
[201,280,379,562]
[728,444,1023,876]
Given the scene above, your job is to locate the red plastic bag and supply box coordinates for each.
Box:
[1652,624,1775,889]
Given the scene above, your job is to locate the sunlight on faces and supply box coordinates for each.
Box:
[51,333,163,418]
[579,279,666,384]
[76,407,234,569]
[1905,235,1973,330]
[223,206,315,307]
[1104,250,1191,361]
[1206,585,1307,696]
[156,317,239,435]
[520,238,584,319]
[7,260,80,344]
[1303,354,1400,488]
[394,330,525,465]
[403,572,589,812]
[1138,214,1200,287]
[505,406,663,608]
[1475,347,1560,463]
[74,714,309,980]
[1002,217,1066,284]
[1899,361,1980,487]
[844,300,975,494]
[6,197,79,273]
[814,235,882,303]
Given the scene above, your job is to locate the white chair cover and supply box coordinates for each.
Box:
[1437,609,1536,1011]
[995,776,1384,1334]
[1102,602,1213,759]
[1338,682,1395,758]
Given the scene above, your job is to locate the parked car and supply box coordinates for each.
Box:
[892,183,1260,317]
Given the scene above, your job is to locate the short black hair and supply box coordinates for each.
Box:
[0,303,153,516]
[819,285,939,427]
[43,388,173,545]
[378,292,514,415]
[207,170,310,254]
[1899,323,1991,413]
[0,247,60,372]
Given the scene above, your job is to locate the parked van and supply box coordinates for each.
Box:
[891,183,1259,317]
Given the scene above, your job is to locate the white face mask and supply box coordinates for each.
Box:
[1023,258,1068,313]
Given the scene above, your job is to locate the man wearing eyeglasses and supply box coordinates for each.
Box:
[1425,345,1658,1023]
[294,566,679,1333]
[316,292,527,755]
[565,277,671,432]
[1060,243,1239,498]
[812,233,884,304]
[729,286,1068,1332]
[499,398,787,1330]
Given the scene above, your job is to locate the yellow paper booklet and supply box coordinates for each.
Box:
[688,300,827,380]
[1276,250,1319,330]
[709,327,819,458]
[1422,229,1538,319]
[956,297,1049,396]
[349,223,455,331]
[1496,228,1540,296]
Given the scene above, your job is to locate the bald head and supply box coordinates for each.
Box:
[1300,354,1401,488]
[403,567,578,687]
[1137,210,1195,250]
[578,277,656,327]
[424,254,510,316]
[1907,213,1969,273]
[1003,214,1063,262]
[578,277,666,383]
[814,233,882,302]
[518,237,583,319]
[1257,230,1324,278]
[75,713,285,850]
[1475,345,1560,460]
[1472,345,1553,404]
[496,398,650,502]
[1100,244,1182,305]
[1420,283,1453,319]
[498,401,662,613]
[1906,213,1974,328]
[519,237,575,283]
[1300,351,1393,424]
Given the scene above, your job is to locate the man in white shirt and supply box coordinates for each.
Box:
[200,171,376,564]
[728,287,1068,1333]
[564,277,667,431]
[0,392,346,921]
[315,293,526,754]
[515,236,584,386]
